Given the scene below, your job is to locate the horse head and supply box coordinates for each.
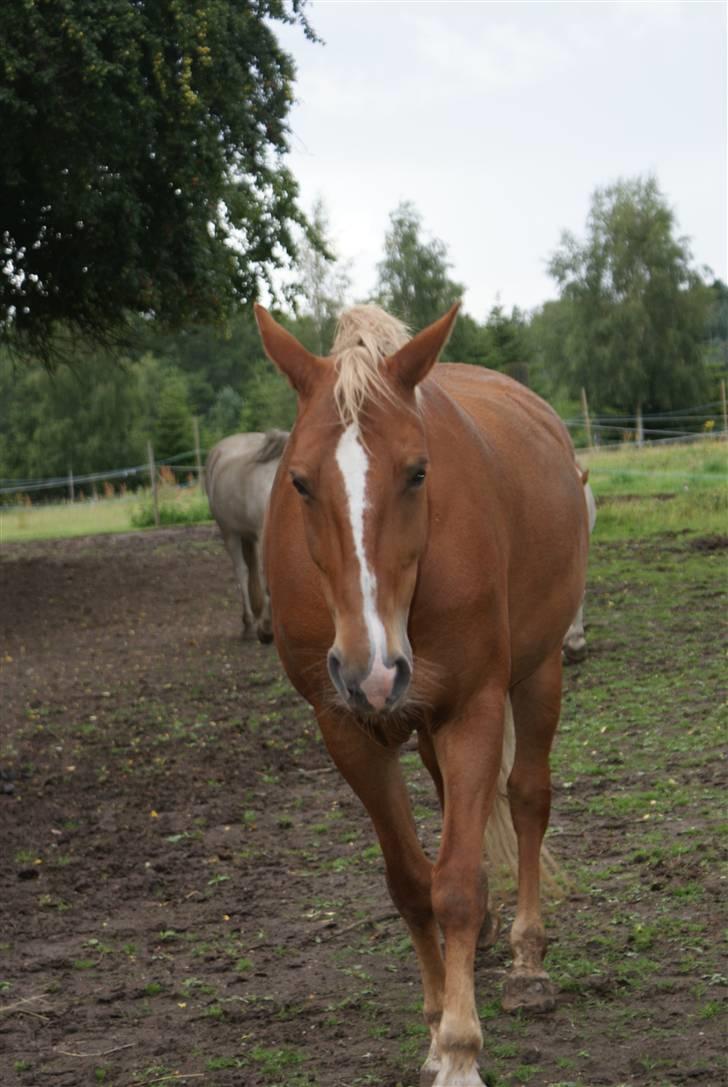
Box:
[254,302,459,716]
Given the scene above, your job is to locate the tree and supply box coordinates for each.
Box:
[1,0,317,363]
[547,176,711,413]
[374,202,464,336]
[483,303,531,378]
[293,197,351,354]
[239,363,296,433]
[445,312,491,368]
[153,372,194,461]
[0,347,149,482]
[206,385,244,445]
[703,279,728,380]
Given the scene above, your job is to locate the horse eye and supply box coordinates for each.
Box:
[409,468,427,489]
[291,475,311,499]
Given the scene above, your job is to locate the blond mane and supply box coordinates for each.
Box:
[331,305,410,427]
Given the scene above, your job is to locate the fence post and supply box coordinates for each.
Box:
[192,416,204,492]
[68,465,74,503]
[721,379,727,437]
[580,387,593,450]
[636,403,644,448]
[147,441,160,527]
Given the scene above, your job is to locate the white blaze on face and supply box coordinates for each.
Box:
[334,424,397,710]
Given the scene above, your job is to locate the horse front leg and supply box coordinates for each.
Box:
[316,712,445,1086]
[418,727,500,953]
[429,688,506,1087]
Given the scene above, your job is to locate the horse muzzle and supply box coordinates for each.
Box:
[327,649,412,714]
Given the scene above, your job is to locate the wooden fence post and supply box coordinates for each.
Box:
[580,387,593,450]
[721,379,727,437]
[636,403,644,448]
[68,465,74,503]
[147,441,160,527]
[192,416,204,492]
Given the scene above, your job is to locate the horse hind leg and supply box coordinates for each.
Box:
[563,596,588,664]
[224,533,255,639]
[240,538,273,645]
[503,650,563,1013]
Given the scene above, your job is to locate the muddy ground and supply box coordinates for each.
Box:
[0,526,725,1087]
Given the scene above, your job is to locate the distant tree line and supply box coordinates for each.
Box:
[1,178,725,492]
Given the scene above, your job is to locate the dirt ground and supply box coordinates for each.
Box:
[1,526,725,1087]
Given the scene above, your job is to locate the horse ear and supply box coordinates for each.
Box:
[254,304,325,396]
[387,302,461,389]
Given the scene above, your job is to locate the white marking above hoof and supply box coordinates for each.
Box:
[433,1058,485,1087]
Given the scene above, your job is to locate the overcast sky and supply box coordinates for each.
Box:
[276,0,727,319]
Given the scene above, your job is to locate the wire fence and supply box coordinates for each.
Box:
[1,403,726,506]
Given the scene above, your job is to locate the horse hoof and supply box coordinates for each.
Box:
[502,972,556,1014]
[420,1069,438,1087]
[563,643,587,665]
[257,628,274,645]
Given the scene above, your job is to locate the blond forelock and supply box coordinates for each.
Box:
[330,305,411,427]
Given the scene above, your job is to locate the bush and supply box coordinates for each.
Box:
[131,489,211,529]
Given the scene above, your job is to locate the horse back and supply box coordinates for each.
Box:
[206,432,285,538]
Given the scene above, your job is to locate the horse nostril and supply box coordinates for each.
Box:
[327,649,343,688]
[328,649,359,703]
[389,656,412,705]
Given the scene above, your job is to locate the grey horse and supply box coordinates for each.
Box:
[205,430,289,643]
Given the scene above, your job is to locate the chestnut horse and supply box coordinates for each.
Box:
[254,302,589,1087]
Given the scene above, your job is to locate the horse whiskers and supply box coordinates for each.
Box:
[297,655,329,678]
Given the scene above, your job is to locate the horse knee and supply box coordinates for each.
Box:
[385,865,433,929]
[431,861,486,934]
[510,778,549,826]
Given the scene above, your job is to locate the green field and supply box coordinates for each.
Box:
[0,486,211,544]
[580,439,727,539]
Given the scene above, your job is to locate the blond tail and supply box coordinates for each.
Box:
[483,697,565,899]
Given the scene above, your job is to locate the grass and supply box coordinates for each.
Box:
[0,484,211,543]
[0,493,139,542]
[580,437,726,494]
[580,438,727,538]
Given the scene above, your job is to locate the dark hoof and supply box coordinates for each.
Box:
[257,628,274,646]
[563,644,587,665]
[419,1068,438,1087]
[502,972,556,1014]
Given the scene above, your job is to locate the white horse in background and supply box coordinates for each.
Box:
[563,477,597,663]
[205,430,289,643]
